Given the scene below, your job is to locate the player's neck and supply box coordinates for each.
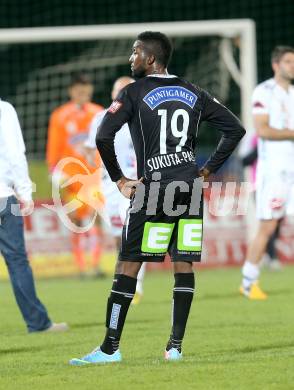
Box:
[72,101,87,109]
[146,66,168,76]
[274,75,291,91]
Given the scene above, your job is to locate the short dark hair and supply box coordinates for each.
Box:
[69,73,93,87]
[271,46,294,63]
[137,31,173,67]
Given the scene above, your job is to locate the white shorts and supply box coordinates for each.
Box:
[103,183,130,237]
[256,170,294,220]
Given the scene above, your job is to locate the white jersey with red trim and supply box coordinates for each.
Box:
[252,78,294,173]
[85,109,137,235]
[85,109,137,188]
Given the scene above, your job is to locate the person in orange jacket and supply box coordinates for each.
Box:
[46,73,104,275]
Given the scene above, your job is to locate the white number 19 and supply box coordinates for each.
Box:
[158,109,189,154]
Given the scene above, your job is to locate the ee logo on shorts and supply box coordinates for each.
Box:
[141,222,175,253]
[141,219,202,253]
[177,219,202,251]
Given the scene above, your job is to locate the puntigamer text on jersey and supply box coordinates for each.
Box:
[143,86,198,110]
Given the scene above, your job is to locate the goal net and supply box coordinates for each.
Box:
[0,20,256,168]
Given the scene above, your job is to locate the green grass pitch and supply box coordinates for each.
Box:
[28,160,51,199]
[0,267,294,390]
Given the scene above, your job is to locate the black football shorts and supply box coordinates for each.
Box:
[118,179,203,262]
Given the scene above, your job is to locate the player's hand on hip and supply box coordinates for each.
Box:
[116,176,143,199]
[199,167,210,181]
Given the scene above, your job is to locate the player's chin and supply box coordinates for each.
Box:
[132,67,146,79]
[285,72,294,81]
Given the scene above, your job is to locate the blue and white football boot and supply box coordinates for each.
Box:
[69,347,121,366]
[164,348,183,361]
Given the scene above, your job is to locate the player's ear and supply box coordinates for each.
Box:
[147,54,156,66]
[272,61,278,74]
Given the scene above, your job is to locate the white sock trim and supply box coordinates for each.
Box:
[242,261,260,289]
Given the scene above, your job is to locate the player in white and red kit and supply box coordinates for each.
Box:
[84,77,146,303]
[240,46,294,299]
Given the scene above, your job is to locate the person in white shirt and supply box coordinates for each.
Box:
[0,99,68,332]
[84,77,146,304]
[240,46,294,300]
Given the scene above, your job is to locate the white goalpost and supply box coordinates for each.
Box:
[0,19,256,157]
[0,20,258,266]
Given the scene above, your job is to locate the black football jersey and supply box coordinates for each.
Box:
[96,75,245,182]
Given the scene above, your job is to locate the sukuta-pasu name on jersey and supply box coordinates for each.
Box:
[147,151,195,172]
[143,86,197,110]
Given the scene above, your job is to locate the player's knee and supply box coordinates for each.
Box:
[121,261,142,278]
[115,261,124,274]
[173,261,193,273]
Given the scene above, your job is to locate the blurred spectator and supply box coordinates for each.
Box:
[46,74,104,276]
[0,99,68,332]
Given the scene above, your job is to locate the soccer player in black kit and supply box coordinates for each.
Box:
[70,31,245,365]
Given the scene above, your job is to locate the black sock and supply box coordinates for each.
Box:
[100,274,137,354]
[112,273,120,288]
[166,272,195,353]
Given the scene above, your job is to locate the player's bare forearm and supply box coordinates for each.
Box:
[257,125,294,140]
[254,114,294,140]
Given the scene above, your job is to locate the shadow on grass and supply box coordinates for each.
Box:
[70,321,105,329]
[199,287,292,301]
[262,288,293,296]
[228,340,294,354]
[0,338,85,356]
[0,345,51,355]
[198,292,240,300]
[186,340,294,360]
